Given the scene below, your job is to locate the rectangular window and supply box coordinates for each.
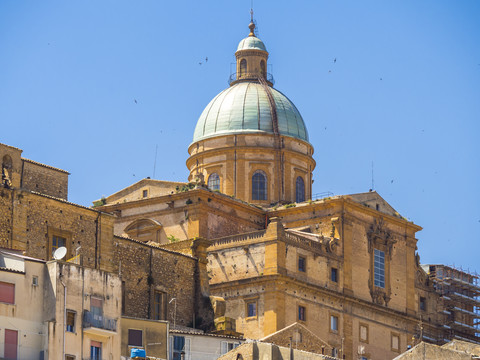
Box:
[298,256,306,272]
[154,290,167,320]
[0,282,15,304]
[90,341,101,360]
[171,336,188,360]
[330,315,338,332]
[359,324,368,342]
[391,334,400,352]
[331,267,338,282]
[143,190,148,198]
[66,310,75,333]
[298,306,306,321]
[32,276,39,286]
[419,297,426,311]
[247,301,257,317]
[128,329,143,347]
[91,297,103,322]
[5,329,18,360]
[65,355,75,360]
[51,235,66,258]
[374,249,385,288]
[221,341,240,354]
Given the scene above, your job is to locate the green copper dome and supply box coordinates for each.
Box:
[237,36,267,52]
[193,82,309,143]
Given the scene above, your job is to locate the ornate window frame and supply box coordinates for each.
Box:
[367,218,396,306]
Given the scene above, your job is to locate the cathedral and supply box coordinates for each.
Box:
[94,20,446,359]
[1,17,478,360]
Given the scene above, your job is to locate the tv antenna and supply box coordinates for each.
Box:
[53,246,67,260]
[153,144,158,179]
[371,161,375,190]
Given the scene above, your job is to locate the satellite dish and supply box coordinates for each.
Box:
[53,247,67,260]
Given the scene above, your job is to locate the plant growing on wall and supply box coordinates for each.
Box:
[167,234,180,243]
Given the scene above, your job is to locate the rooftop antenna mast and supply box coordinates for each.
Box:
[153,144,158,179]
[371,161,375,191]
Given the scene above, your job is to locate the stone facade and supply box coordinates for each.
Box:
[0,143,216,345]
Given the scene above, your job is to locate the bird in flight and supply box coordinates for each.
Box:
[134,99,137,104]
[205,57,208,62]
[334,58,336,63]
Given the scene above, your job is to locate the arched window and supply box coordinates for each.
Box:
[260,60,266,77]
[252,171,267,201]
[296,176,305,203]
[240,59,247,77]
[208,173,220,191]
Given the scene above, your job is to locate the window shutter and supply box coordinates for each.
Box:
[169,336,173,359]
[185,338,191,360]
[0,282,15,304]
[221,341,228,354]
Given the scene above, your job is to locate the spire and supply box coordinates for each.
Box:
[249,7,255,37]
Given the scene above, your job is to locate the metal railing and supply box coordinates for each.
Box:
[83,310,117,332]
[228,72,275,86]
[312,191,334,200]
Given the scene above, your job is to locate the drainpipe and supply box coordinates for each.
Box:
[59,267,67,360]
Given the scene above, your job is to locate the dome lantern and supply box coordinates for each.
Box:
[230,22,272,86]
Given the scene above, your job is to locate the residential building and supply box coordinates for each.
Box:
[169,328,243,360]
[121,316,169,359]
[0,249,47,360]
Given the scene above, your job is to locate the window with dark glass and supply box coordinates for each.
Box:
[66,310,75,332]
[128,329,143,347]
[295,176,305,203]
[331,268,338,282]
[374,249,385,288]
[260,60,266,77]
[419,297,426,311]
[298,256,306,272]
[207,173,220,191]
[330,315,338,331]
[298,306,306,321]
[51,235,66,258]
[90,341,101,360]
[252,171,267,200]
[142,190,148,198]
[240,59,247,77]
[247,301,257,317]
[91,297,103,322]
[172,336,186,360]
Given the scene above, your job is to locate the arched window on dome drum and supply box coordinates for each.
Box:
[252,171,267,201]
[240,59,247,77]
[260,60,266,77]
[296,176,305,203]
[208,173,220,191]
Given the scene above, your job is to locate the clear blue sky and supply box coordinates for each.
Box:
[1,1,479,271]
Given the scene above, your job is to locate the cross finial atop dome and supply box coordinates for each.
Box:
[249,7,255,36]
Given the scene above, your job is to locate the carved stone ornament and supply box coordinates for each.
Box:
[367,217,396,306]
[367,217,396,258]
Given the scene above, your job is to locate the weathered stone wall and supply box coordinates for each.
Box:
[114,236,204,328]
[22,160,69,200]
[0,189,13,248]
[18,191,115,271]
